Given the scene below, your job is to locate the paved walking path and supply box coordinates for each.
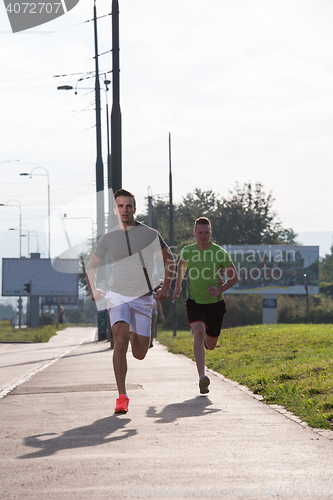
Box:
[1,327,333,499]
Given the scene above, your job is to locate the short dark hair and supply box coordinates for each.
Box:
[114,189,136,208]
[194,217,211,231]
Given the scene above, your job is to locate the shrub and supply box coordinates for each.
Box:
[320,282,333,298]
[223,294,262,328]
[67,310,83,324]
[278,295,333,324]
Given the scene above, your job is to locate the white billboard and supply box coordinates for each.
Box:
[2,258,79,297]
[223,245,319,295]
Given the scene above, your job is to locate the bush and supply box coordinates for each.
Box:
[320,282,333,298]
[162,294,189,331]
[278,294,333,324]
[162,293,262,331]
[82,296,98,324]
[39,313,56,326]
[67,310,83,324]
[162,291,333,330]
[223,294,262,328]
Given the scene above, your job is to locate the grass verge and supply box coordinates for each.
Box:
[0,320,66,343]
[157,324,333,430]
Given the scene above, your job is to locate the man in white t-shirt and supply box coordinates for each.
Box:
[87,189,175,414]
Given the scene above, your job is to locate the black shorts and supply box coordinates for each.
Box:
[185,298,226,338]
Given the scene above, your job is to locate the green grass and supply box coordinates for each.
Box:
[157,324,333,430]
[0,320,66,343]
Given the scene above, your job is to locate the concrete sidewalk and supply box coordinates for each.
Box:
[1,328,333,499]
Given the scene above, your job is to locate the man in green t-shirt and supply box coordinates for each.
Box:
[173,217,238,394]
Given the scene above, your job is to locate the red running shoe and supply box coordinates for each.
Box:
[115,394,129,413]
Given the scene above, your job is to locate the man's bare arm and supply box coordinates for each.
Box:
[208,262,239,297]
[155,245,176,302]
[86,254,105,302]
[172,257,188,300]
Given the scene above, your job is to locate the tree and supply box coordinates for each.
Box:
[320,245,333,283]
[137,196,184,249]
[214,182,297,246]
[141,183,297,252]
[178,189,222,247]
[0,303,16,321]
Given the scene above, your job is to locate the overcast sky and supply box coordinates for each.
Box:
[0,0,332,277]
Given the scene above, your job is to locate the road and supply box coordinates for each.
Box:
[0,326,96,398]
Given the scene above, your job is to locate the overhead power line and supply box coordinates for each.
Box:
[0,12,111,49]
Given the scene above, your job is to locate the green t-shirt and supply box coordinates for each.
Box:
[181,241,233,304]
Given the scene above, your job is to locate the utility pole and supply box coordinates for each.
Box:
[94,1,107,341]
[110,0,122,198]
[169,133,177,337]
[94,0,105,239]
[148,186,153,227]
[103,0,122,349]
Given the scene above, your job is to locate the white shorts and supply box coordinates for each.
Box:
[105,291,155,338]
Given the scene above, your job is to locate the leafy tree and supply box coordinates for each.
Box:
[214,182,296,245]
[137,196,184,249]
[139,183,297,254]
[320,245,333,283]
[0,303,16,321]
[178,189,222,247]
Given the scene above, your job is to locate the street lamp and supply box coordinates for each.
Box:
[20,167,50,258]
[57,85,73,90]
[9,223,30,257]
[62,214,95,243]
[104,77,112,230]
[29,230,40,253]
[58,75,112,231]
[9,226,39,256]
[0,199,22,257]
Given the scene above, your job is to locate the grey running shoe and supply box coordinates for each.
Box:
[199,375,210,394]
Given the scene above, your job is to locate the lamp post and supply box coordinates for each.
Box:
[104,77,113,231]
[111,0,122,194]
[0,199,22,257]
[304,273,310,323]
[168,133,177,338]
[29,231,40,253]
[58,77,111,226]
[9,223,30,257]
[9,226,39,256]
[148,186,153,228]
[62,214,95,243]
[20,167,50,258]
[57,3,106,239]
[92,0,105,240]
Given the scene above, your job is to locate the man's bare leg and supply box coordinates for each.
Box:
[130,332,151,360]
[206,335,219,350]
[112,321,130,395]
[191,321,212,394]
[191,322,206,378]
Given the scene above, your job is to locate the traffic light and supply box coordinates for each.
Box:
[23,282,31,293]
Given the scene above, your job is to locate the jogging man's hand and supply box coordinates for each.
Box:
[155,286,169,302]
[91,288,106,302]
[208,286,220,297]
[172,285,182,300]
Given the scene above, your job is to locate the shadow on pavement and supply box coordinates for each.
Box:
[146,396,221,423]
[19,415,136,459]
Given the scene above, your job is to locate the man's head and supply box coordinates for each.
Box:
[114,189,136,227]
[194,217,211,232]
[193,217,212,247]
[114,189,136,208]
